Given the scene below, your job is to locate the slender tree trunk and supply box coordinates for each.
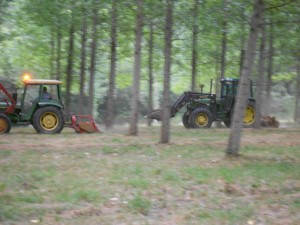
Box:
[191,0,199,92]
[65,14,75,114]
[88,0,99,116]
[129,0,144,135]
[226,0,264,156]
[147,21,154,126]
[79,5,88,114]
[239,13,246,76]
[105,0,118,128]
[295,58,300,122]
[56,25,62,80]
[50,30,55,79]
[254,23,266,128]
[220,0,227,80]
[161,0,173,144]
[266,15,274,115]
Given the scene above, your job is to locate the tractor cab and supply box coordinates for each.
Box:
[220,78,239,112]
[19,79,64,121]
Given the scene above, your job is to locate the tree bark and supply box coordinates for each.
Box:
[79,4,88,114]
[129,0,144,135]
[239,12,246,77]
[295,58,300,122]
[191,0,199,92]
[147,21,154,126]
[220,0,227,80]
[254,22,266,128]
[65,13,75,114]
[105,0,118,128]
[50,30,55,80]
[88,0,99,116]
[265,14,274,115]
[56,25,62,80]
[226,0,264,156]
[160,0,173,144]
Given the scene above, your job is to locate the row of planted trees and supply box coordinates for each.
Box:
[0,0,300,153]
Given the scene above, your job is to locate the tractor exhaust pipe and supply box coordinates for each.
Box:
[210,79,213,95]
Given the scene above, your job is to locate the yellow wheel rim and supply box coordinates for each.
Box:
[0,118,8,133]
[243,106,255,125]
[195,113,208,126]
[40,112,58,131]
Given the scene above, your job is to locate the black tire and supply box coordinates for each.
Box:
[32,106,64,134]
[0,113,11,134]
[223,120,231,128]
[182,111,192,128]
[190,108,213,128]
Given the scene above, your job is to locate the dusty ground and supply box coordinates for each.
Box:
[0,124,300,225]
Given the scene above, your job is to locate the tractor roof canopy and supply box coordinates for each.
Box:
[23,79,62,85]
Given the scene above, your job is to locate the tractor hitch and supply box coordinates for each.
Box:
[68,114,101,133]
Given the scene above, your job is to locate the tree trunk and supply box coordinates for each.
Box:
[216,0,227,128]
[226,0,264,156]
[56,25,62,80]
[265,14,274,115]
[129,0,144,135]
[65,14,75,114]
[88,0,99,116]
[254,22,266,128]
[105,0,118,128]
[160,0,173,144]
[191,0,199,92]
[79,5,88,114]
[220,0,227,80]
[50,30,55,79]
[147,21,154,127]
[239,12,246,77]
[295,58,300,122]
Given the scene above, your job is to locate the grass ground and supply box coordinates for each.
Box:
[0,125,300,225]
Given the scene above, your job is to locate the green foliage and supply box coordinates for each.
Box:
[0,0,299,119]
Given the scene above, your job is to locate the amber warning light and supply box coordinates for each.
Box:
[22,73,31,81]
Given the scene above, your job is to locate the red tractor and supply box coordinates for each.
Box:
[0,77,99,134]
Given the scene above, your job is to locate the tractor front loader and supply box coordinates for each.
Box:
[0,78,100,134]
[146,78,256,128]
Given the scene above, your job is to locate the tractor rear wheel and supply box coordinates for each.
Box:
[0,113,11,134]
[182,111,192,128]
[223,102,256,128]
[243,102,255,128]
[190,108,213,128]
[32,106,64,134]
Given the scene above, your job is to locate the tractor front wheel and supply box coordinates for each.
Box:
[190,108,213,128]
[32,106,64,134]
[182,111,192,128]
[0,113,11,134]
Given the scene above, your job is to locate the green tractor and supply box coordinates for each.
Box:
[0,78,65,134]
[146,78,256,128]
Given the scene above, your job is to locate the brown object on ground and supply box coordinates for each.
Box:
[261,115,280,128]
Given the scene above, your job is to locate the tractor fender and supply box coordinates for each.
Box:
[38,102,64,109]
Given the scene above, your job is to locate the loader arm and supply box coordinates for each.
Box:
[171,91,213,117]
[0,83,16,114]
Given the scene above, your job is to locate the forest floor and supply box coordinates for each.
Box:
[0,124,300,225]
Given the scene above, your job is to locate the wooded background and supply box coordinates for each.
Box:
[0,0,299,129]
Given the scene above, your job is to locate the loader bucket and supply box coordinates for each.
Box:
[70,114,101,133]
[144,109,163,121]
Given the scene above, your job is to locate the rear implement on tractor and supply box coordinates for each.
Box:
[0,77,100,134]
[146,78,256,128]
